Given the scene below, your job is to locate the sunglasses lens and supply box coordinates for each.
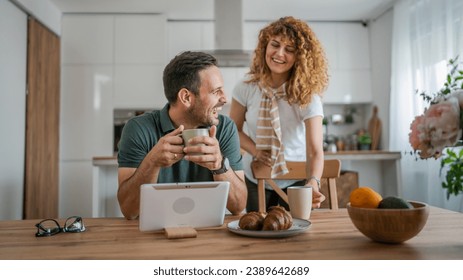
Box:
[63,216,86,233]
[35,219,61,237]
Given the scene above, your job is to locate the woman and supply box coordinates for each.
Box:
[230,16,328,212]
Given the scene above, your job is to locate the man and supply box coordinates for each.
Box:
[117,51,247,220]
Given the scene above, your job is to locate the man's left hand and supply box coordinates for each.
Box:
[183,125,222,171]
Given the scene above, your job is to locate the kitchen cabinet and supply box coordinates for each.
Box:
[243,21,268,50]
[312,22,373,104]
[322,69,372,103]
[115,15,167,64]
[62,16,114,64]
[60,65,114,161]
[167,21,214,59]
[336,23,371,70]
[60,64,113,218]
[310,22,338,70]
[62,14,167,110]
[113,15,167,109]
[114,65,166,109]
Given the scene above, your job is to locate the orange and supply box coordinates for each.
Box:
[349,187,382,208]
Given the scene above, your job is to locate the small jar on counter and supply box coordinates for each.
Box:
[336,137,345,151]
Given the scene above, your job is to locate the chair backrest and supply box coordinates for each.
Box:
[251,159,341,212]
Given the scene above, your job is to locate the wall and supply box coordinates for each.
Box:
[369,8,393,151]
[11,0,61,35]
[0,0,62,220]
[0,0,27,220]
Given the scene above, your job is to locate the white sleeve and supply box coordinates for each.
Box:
[231,79,249,107]
[301,94,324,121]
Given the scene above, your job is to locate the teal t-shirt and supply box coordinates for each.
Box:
[117,104,243,183]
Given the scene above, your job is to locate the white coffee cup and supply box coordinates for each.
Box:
[287,186,313,220]
[181,128,209,154]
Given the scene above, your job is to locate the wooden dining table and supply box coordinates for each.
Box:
[1,206,462,260]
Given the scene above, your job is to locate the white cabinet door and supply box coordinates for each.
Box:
[114,64,166,109]
[167,21,214,59]
[113,15,168,109]
[243,21,268,50]
[323,23,372,104]
[0,0,27,220]
[62,15,114,64]
[336,24,371,70]
[115,15,167,64]
[310,22,338,70]
[323,69,372,104]
[60,65,114,160]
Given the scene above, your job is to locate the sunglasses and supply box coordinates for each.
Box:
[35,216,86,237]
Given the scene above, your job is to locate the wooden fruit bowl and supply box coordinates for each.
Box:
[347,201,429,244]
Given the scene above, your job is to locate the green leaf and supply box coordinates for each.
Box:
[419,55,463,199]
[447,149,457,157]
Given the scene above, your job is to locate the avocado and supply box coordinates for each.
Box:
[378,196,414,209]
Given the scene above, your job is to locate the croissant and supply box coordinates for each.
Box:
[238,206,293,231]
[238,211,266,230]
[262,206,293,231]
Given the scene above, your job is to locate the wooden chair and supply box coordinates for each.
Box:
[251,159,342,212]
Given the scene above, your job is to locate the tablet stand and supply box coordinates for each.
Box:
[164,227,197,239]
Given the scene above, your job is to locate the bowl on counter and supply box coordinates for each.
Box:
[347,201,429,244]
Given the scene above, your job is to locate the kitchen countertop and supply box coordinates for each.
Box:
[324,150,401,160]
[93,151,401,166]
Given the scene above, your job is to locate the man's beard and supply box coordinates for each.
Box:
[187,102,217,127]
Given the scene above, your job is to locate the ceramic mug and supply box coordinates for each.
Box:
[287,186,313,220]
[181,128,209,154]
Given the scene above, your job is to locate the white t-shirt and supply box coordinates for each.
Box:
[232,78,324,188]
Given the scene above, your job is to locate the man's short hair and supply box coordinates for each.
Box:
[163,51,218,104]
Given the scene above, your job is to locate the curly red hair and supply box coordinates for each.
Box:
[247,16,329,107]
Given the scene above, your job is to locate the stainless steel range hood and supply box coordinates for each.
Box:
[208,0,252,67]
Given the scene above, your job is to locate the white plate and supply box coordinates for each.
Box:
[227,219,311,238]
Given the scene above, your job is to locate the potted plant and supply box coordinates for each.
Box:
[358,133,372,150]
[344,106,357,124]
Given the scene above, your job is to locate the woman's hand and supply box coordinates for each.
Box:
[253,150,273,167]
[311,186,326,209]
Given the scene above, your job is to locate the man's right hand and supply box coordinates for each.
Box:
[146,125,185,167]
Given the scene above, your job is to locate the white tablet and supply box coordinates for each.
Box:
[139,181,230,232]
